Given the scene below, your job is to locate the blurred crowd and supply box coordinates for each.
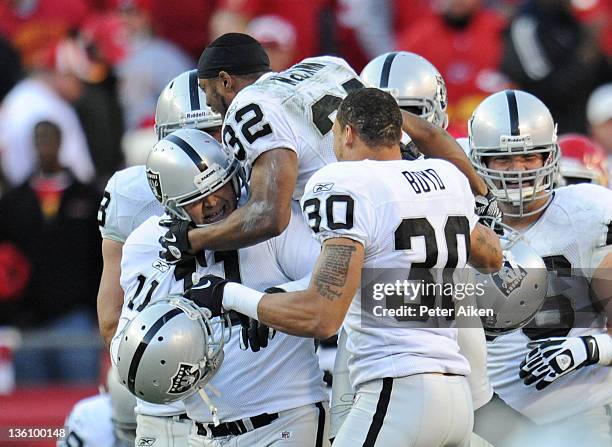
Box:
[0,0,610,384]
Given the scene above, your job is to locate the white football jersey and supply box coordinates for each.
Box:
[301,159,475,388]
[222,56,361,200]
[487,184,612,423]
[113,202,328,421]
[98,165,164,243]
[58,394,116,447]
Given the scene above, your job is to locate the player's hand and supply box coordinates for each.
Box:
[184,275,230,317]
[475,189,503,231]
[159,218,193,264]
[238,314,275,353]
[520,336,600,390]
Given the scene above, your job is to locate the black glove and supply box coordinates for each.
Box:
[238,315,275,353]
[400,141,422,161]
[184,275,229,317]
[159,218,193,265]
[475,190,504,235]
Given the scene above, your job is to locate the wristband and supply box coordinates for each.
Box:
[593,333,612,366]
[223,282,264,320]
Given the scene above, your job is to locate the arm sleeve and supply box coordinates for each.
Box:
[300,166,377,248]
[223,95,299,169]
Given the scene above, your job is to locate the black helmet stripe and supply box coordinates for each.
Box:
[166,134,206,172]
[189,70,201,111]
[127,307,182,396]
[380,52,399,89]
[505,90,520,136]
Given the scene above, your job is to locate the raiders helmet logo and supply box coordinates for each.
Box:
[146,169,163,203]
[492,260,527,298]
[168,362,200,395]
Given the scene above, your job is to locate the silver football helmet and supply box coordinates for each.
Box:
[155,69,222,140]
[475,224,548,336]
[146,128,245,221]
[115,296,230,405]
[469,90,560,217]
[106,367,136,444]
[360,51,448,129]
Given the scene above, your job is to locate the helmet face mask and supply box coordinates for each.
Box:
[361,52,449,130]
[156,113,223,140]
[115,296,231,405]
[469,90,560,217]
[474,145,560,217]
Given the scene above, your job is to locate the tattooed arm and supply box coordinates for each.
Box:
[469,223,503,273]
[255,237,365,339]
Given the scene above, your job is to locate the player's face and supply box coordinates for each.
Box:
[486,152,548,214]
[183,182,237,225]
[199,78,230,116]
[487,153,545,176]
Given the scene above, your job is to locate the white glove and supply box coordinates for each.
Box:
[520,334,612,390]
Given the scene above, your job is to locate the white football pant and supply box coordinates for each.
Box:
[333,374,473,447]
[188,402,330,447]
[136,413,191,447]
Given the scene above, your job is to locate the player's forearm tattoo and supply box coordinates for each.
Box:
[476,233,501,259]
[315,244,356,301]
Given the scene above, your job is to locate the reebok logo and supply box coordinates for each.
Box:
[313,183,334,194]
[138,438,156,446]
[152,260,170,273]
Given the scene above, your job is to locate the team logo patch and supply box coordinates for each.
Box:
[280,431,292,440]
[168,362,200,394]
[146,169,163,202]
[313,182,334,193]
[556,354,572,371]
[137,437,157,446]
[492,260,527,298]
[152,259,170,273]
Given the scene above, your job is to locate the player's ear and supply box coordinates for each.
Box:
[218,71,232,91]
[344,124,354,147]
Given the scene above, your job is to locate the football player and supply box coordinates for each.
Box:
[469,90,612,446]
[112,128,330,446]
[58,367,136,447]
[360,51,532,447]
[97,69,222,347]
[187,88,503,446]
[96,70,222,447]
[158,33,500,263]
